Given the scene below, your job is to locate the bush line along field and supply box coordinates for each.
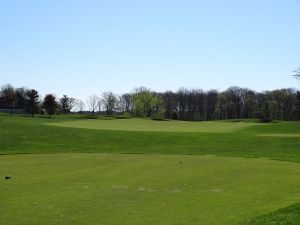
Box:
[1,114,300,225]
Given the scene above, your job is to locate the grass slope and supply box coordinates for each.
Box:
[1,115,300,162]
[238,203,300,225]
[1,154,300,225]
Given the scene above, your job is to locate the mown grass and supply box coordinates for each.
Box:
[49,117,260,133]
[1,114,300,224]
[1,115,300,162]
[1,154,300,225]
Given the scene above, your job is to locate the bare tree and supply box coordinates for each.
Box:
[294,68,300,80]
[86,95,99,114]
[69,98,77,112]
[102,92,117,115]
[74,100,85,113]
[119,93,132,113]
[97,98,102,113]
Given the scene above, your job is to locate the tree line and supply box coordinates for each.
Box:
[1,84,300,122]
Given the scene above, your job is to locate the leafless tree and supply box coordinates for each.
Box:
[293,68,300,80]
[119,93,132,113]
[74,100,85,113]
[102,92,118,115]
[97,98,102,113]
[86,95,99,113]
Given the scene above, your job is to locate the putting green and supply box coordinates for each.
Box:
[48,118,260,133]
[1,153,300,225]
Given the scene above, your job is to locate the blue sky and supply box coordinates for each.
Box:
[1,0,300,100]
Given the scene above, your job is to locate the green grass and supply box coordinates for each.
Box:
[1,114,300,224]
[238,203,300,225]
[259,133,300,137]
[1,153,300,225]
[49,118,261,133]
[1,115,300,162]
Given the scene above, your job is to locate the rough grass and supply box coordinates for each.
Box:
[238,203,300,225]
[1,154,300,225]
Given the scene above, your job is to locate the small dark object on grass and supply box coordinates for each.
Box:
[5,176,11,180]
[179,161,183,164]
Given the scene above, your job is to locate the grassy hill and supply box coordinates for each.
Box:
[1,115,300,162]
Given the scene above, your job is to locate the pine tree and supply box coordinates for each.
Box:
[25,89,40,117]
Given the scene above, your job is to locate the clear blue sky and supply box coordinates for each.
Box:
[1,0,300,100]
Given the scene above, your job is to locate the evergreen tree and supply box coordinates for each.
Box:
[25,89,40,117]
